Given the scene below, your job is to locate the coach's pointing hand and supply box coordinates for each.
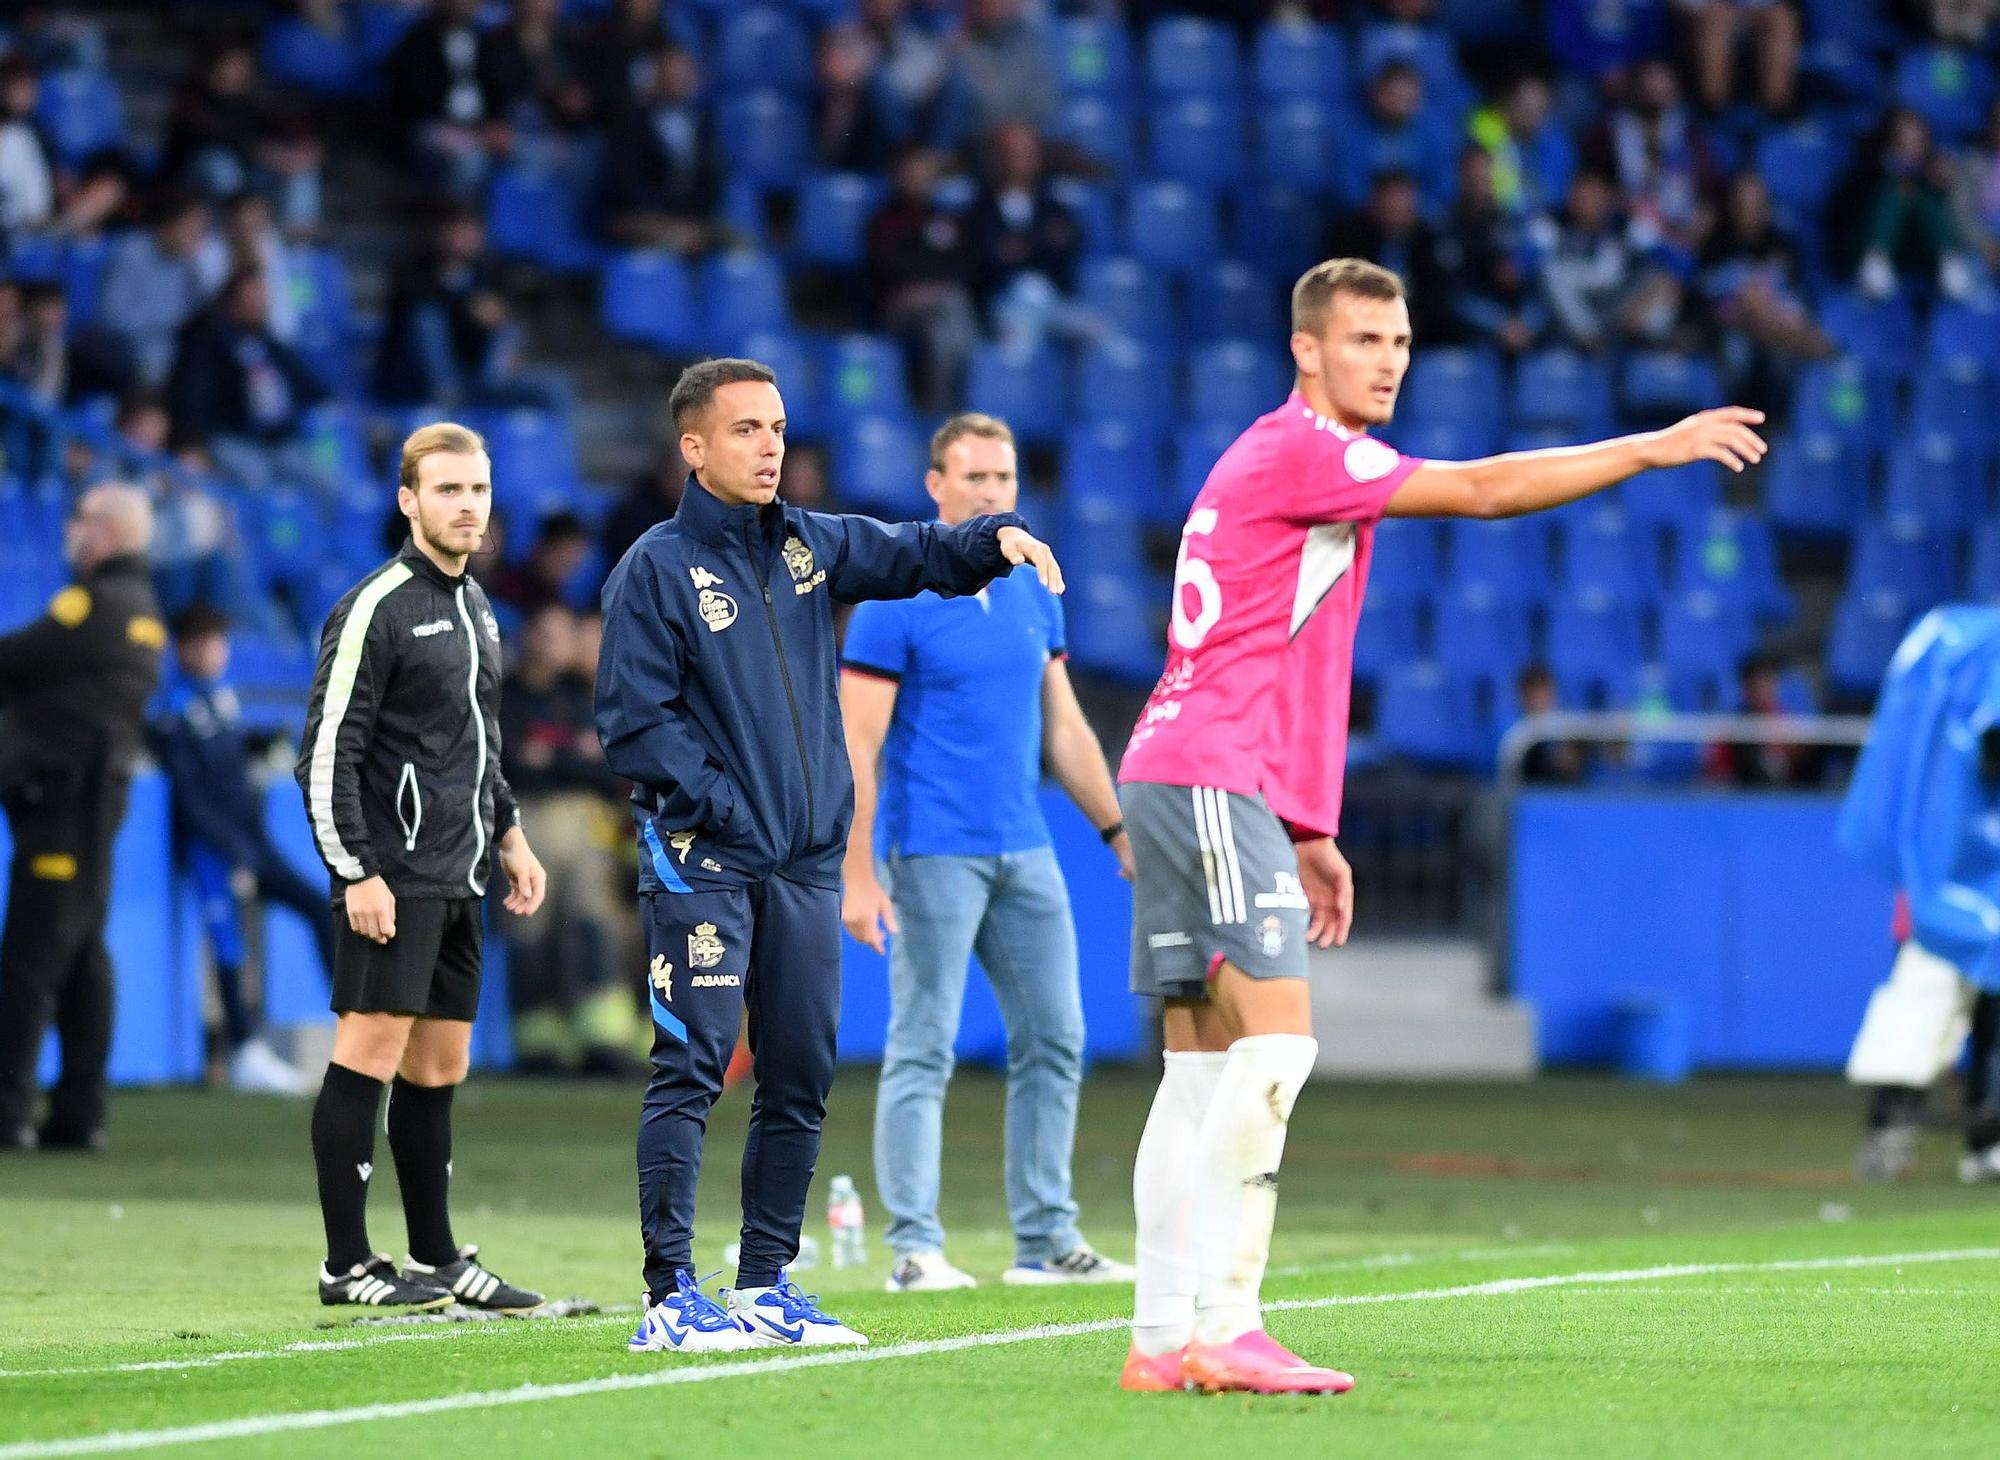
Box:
[997,525,1065,594]
[498,826,547,917]
[346,875,397,945]
[1647,406,1768,474]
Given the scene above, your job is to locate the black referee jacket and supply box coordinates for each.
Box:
[296,539,519,901]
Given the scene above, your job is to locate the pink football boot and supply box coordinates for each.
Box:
[1119,1343,1188,1392]
[1182,1330,1355,1395]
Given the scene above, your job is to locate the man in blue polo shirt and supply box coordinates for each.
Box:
[840,412,1134,1293]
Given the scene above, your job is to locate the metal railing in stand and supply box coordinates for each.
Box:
[1488,710,1877,994]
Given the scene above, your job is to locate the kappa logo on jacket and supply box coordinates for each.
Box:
[668,829,696,863]
[690,565,725,589]
[650,955,674,1001]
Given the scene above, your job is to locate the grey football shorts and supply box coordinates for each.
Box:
[1121,781,1311,1000]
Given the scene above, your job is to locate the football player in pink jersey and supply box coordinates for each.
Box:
[1116,258,1766,1396]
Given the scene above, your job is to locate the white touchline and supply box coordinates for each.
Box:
[2,1247,1996,1459]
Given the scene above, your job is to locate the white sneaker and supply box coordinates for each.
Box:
[726,1279,868,1346]
[1003,1244,1138,1285]
[885,1249,979,1293]
[1958,1146,2000,1184]
[230,1037,306,1096]
[628,1272,759,1353]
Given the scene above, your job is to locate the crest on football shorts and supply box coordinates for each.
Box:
[649,955,674,1001]
[698,587,738,632]
[1259,916,1286,959]
[668,829,696,864]
[689,921,725,969]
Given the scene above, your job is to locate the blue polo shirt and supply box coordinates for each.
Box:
[842,570,1066,858]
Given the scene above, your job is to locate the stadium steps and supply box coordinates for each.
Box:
[1306,938,1538,1079]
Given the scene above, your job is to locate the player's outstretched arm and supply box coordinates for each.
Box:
[1383,407,1767,521]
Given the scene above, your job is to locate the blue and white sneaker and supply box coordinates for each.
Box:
[1003,1244,1137,1285]
[628,1270,758,1353]
[725,1279,869,1347]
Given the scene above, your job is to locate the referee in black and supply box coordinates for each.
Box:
[297,421,550,1310]
[0,484,163,1152]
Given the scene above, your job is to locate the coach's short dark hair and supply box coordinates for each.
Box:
[1291,258,1405,336]
[670,358,778,432]
[170,601,231,643]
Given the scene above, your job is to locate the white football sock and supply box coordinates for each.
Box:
[1190,1033,1318,1347]
[1130,1050,1226,1356]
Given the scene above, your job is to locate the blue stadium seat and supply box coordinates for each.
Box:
[1056,96,1136,173]
[1124,182,1221,277]
[1849,515,1960,604]
[1393,417,1500,461]
[35,68,123,163]
[1067,568,1167,685]
[1147,99,1244,189]
[1253,21,1347,105]
[299,403,372,499]
[1186,341,1287,430]
[1051,177,1117,253]
[716,91,811,191]
[1562,506,1658,602]
[240,487,324,594]
[1254,101,1340,195]
[261,17,367,98]
[1077,340,1166,439]
[1356,20,1467,107]
[1062,419,1164,520]
[1752,121,1850,224]
[1927,298,2000,369]
[1620,351,1723,426]
[1967,519,2000,597]
[968,343,1067,446]
[1369,519,1442,602]
[718,7,812,91]
[1657,587,1754,683]
[1547,588,1645,689]
[1078,256,1173,346]
[1827,587,1917,698]
[1894,45,1995,142]
[832,415,929,519]
[701,250,789,341]
[1791,359,1892,450]
[1403,346,1505,432]
[489,165,596,270]
[1618,459,1721,535]
[1511,350,1612,433]
[793,173,882,270]
[1883,433,1986,532]
[733,327,820,438]
[477,407,583,499]
[1169,420,1238,510]
[1672,509,1793,622]
[1432,582,1530,680]
[1909,359,1996,457]
[1187,260,1280,345]
[1446,516,1551,603]
[1144,16,1240,98]
[1376,661,1485,767]
[1052,15,1135,98]
[1817,293,1919,379]
[821,333,910,419]
[601,251,697,353]
[1353,595,1421,683]
[1229,182,1323,279]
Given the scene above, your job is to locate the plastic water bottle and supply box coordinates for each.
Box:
[827,1175,867,1269]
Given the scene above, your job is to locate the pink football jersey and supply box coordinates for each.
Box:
[1118,392,1423,838]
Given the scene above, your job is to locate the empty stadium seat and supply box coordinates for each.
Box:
[1144,16,1241,98]
[1882,433,1987,532]
[1170,420,1239,510]
[1672,510,1793,622]
[1791,359,1892,450]
[1369,519,1443,602]
[1620,351,1723,426]
[1817,292,1919,379]
[1078,256,1173,346]
[821,333,910,419]
[716,91,811,190]
[833,415,929,519]
[1187,260,1280,344]
[477,407,583,499]
[1187,341,1286,430]
[1447,516,1552,603]
[1253,21,1347,105]
[1893,44,1995,141]
[1147,99,1244,189]
[1376,661,1485,767]
[1827,587,1917,698]
[601,251,698,353]
[1909,358,1995,456]
[1077,340,1166,439]
[1656,587,1754,682]
[1051,14,1135,97]
[1511,350,1612,433]
[968,343,1067,446]
[1254,100,1341,195]
[793,173,882,270]
[1562,506,1658,602]
[1618,459,1721,534]
[1353,595,1421,682]
[1752,121,1850,223]
[718,7,812,91]
[1393,417,1500,461]
[1403,346,1505,432]
[1056,95,1136,172]
[1967,519,2000,597]
[1547,588,1646,689]
[1229,182,1324,278]
[1763,432,1871,537]
[701,250,790,341]
[35,68,123,162]
[1433,583,1531,680]
[1927,299,2000,369]
[1067,568,1167,685]
[1062,419,1164,520]
[1849,515,1960,604]
[1123,181,1221,277]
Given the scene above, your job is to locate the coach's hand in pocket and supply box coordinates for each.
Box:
[346,875,397,945]
[498,826,547,917]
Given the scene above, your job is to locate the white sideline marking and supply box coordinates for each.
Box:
[2,1247,1995,1458]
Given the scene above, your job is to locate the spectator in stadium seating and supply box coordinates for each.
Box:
[501,601,643,1078]
[858,0,964,148]
[1925,0,1992,44]
[1829,106,1978,301]
[965,121,1094,355]
[1580,58,1722,269]
[492,509,590,617]
[601,42,725,254]
[1673,0,1800,115]
[197,191,304,346]
[1547,0,1671,92]
[1535,168,1682,350]
[1950,96,2000,286]
[1433,146,1547,354]
[167,266,327,491]
[484,0,593,136]
[867,145,979,415]
[598,443,686,581]
[161,41,323,236]
[814,22,911,172]
[780,441,831,510]
[572,0,704,126]
[1704,653,1822,788]
[375,204,523,407]
[1324,172,1450,339]
[0,54,52,243]
[97,190,212,388]
[1470,73,1577,222]
[1698,171,1832,389]
[953,0,1058,136]
[383,0,513,197]
[1356,61,1456,218]
[1516,665,1587,784]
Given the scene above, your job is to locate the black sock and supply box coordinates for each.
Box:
[213,963,253,1050]
[387,1076,458,1267]
[312,1062,384,1272]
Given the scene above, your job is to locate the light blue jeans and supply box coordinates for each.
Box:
[874,846,1085,1264]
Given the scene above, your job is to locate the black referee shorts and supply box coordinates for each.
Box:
[330,896,483,1021]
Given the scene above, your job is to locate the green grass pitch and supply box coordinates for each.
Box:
[3,1070,1998,1458]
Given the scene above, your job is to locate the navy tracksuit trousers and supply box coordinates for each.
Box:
[637,873,841,1298]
